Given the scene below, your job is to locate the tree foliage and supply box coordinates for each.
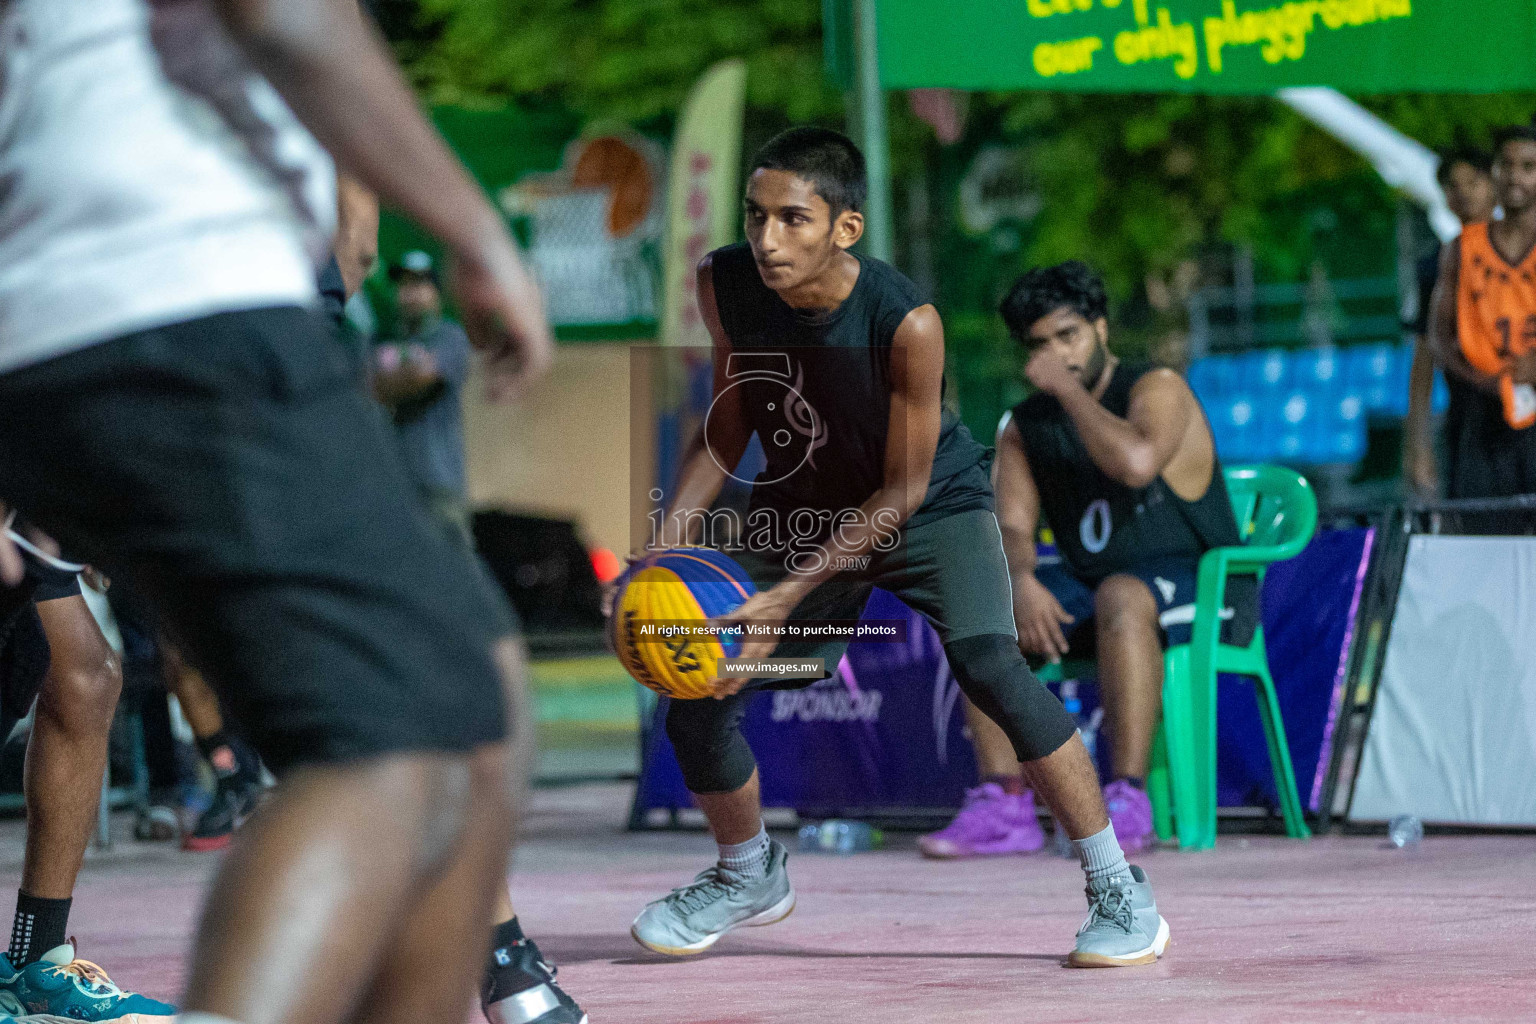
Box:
[396,1,1535,289]
[402,0,839,122]
[986,90,1536,293]
[390,1,1536,437]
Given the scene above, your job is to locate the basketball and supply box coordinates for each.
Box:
[608,548,757,700]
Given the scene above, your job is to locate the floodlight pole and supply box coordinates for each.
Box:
[854,0,894,263]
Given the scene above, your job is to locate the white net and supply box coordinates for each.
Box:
[525,189,658,327]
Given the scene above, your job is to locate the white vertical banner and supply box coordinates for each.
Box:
[659,60,747,348]
[1351,536,1536,826]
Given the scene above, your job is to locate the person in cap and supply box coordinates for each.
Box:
[377,250,478,547]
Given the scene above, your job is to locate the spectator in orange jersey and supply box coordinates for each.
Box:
[1430,125,1536,497]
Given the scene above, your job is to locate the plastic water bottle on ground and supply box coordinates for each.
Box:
[797,820,883,854]
[1388,815,1423,848]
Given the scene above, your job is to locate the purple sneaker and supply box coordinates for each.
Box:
[918,783,1046,859]
[1103,779,1155,852]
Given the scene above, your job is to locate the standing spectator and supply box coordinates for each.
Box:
[1430,126,1536,498]
[1403,149,1496,497]
[377,251,476,546]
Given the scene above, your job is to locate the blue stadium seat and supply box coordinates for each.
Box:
[1209,393,1257,462]
[1385,344,1413,417]
[1315,387,1368,463]
[1342,342,1402,413]
[1291,347,1341,391]
[1193,344,1407,466]
[1335,390,1366,428]
[1235,348,1290,392]
[1329,426,1367,461]
[1277,388,1315,463]
[1185,356,1220,402]
[1274,431,1305,462]
[1278,389,1311,431]
[1432,368,1450,414]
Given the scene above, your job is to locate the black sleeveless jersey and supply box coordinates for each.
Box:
[1012,361,1240,584]
[709,242,990,528]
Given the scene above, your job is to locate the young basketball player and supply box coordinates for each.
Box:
[628,128,1170,968]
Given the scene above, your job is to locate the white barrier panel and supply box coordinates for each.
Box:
[1351,536,1536,826]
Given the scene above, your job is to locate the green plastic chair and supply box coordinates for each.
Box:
[1036,464,1316,851]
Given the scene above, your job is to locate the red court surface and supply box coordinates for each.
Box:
[15,782,1533,1024]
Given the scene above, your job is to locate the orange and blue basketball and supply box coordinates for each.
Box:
[608,548,757,700]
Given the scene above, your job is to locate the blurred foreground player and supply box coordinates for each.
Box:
[921,262,1253,857]
[172,169,586,1024]
[0,526,174,1020]
[0,6,552,1024]
[169,170,381,855]
[627,129,1169,968]
[333,189,586,1024]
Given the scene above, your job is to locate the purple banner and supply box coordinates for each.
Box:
[633,528,1373,818]
[1216,526,1372,811]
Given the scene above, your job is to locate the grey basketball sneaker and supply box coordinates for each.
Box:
[631,840,796,955]
[1068,864,1170,967]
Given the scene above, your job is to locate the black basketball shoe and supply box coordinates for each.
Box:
[482,934,587,1024]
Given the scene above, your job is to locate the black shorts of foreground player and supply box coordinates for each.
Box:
[0,306,523,1015]
[624,127,1169,968]
[0,3,554,1024]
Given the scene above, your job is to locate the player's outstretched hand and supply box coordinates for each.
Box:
[449,235,554,402]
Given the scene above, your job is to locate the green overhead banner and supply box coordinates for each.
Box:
[870,0,1536,93]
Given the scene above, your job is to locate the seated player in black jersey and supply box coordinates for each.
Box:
[927,262,1254,856]
[626,129,1170,969]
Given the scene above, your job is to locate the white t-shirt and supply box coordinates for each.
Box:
[0,0,336,373]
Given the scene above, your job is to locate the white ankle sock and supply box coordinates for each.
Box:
[1071,822,1132,887]
[717,825,771,879]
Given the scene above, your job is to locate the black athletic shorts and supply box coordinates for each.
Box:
[0,533,87,727]
[730,508,1019,693]
[1034,556,1260,656]
[1442,385,1536,499]
[0,306,512,774]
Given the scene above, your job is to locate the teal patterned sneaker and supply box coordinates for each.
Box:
[0,943,176,1021]
[631,840,795,956]
[1068,865,1170,967]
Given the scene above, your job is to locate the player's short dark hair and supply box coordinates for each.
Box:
[749,127,867,217]
[1436,146,1492,186]
[1494,123,1536,156]
[999,261,1109,342]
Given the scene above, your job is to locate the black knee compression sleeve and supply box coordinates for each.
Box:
[945,633,1077,762]
[664,695,758,794]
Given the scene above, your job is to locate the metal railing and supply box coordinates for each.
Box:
[1188,275,1403,358]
